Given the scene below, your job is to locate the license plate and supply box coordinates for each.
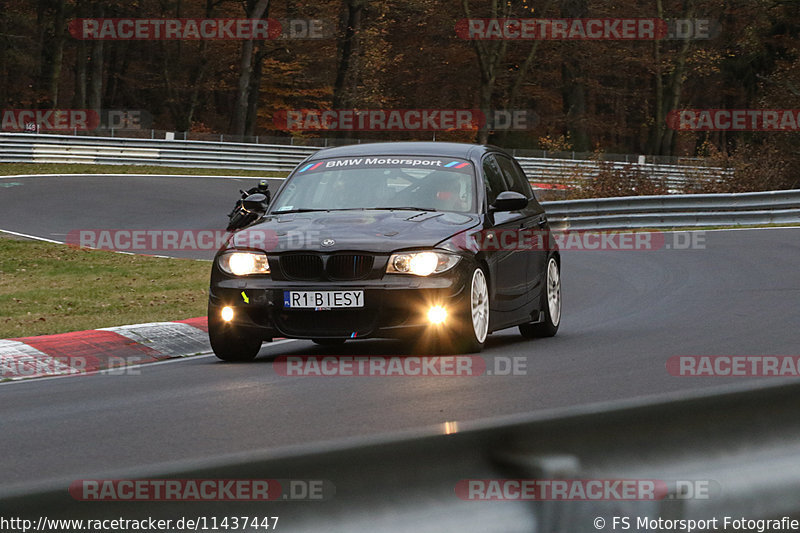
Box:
[283,290,364,309]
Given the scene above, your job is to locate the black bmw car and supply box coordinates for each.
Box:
[208,142,561,360]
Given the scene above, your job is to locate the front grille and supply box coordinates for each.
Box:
[280,254,324,280]
[327,254,374,280]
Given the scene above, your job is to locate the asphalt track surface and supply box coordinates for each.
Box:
[0,174,282,259]
[2,175,800,491]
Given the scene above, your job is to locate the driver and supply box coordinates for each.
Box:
[433,175,466,211]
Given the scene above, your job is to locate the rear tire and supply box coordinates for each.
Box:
[520,256,561,338]
[208,309,262,361]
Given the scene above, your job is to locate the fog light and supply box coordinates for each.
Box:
[427,305,447,325]
[221,306,234,322]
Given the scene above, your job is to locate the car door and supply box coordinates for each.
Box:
[481,154,530,320]
[495,153,548,302]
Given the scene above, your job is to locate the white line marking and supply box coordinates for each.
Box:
[0,229,62,244]
[0,228,213,262]
[134,339,301,370]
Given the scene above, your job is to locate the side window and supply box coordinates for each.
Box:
[482,155,508,205]
[496,155,533,198]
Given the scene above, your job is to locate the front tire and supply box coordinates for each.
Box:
[208,308,262,361]
[520,256,561,338]
[452,266,490,353]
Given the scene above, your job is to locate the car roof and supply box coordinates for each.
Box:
[304,141,507,161]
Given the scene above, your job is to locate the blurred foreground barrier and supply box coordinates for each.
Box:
[3,381,800,532]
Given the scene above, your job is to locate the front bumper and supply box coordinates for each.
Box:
[208,265,471,340]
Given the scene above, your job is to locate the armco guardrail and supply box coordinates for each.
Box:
[542,189,800,230]
[519,156,729,192]
[0,132,320,171]
[1,133,725,189]
[4,381,800,532]
[3,173,794,231]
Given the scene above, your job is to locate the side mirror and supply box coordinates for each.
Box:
[491,191,528,212]
[242,193,269,216]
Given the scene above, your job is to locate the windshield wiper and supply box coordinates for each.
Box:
[370,207,439,212]
[272,208,341,214]
[274,207,439,214]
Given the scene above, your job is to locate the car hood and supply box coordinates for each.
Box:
[226,210,481,254]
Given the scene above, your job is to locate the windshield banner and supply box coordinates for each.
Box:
[297,157,472,174]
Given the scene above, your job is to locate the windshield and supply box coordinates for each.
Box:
[271,156,476,214]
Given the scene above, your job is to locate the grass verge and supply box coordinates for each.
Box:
[0,162,289,178]
[0,233,209,338]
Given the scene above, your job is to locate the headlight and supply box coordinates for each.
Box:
[386,251,461,276]
[218,251,270,276]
